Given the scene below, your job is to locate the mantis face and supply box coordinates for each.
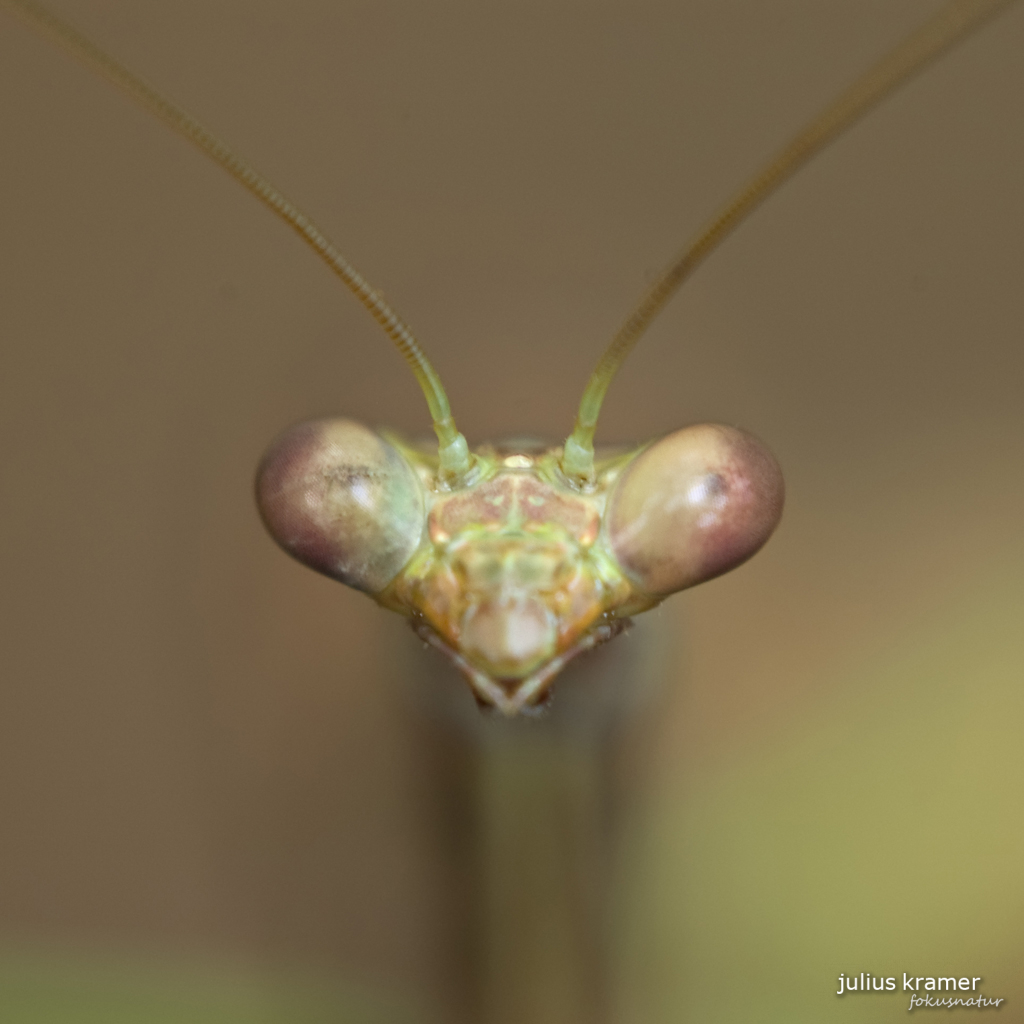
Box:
[256,419,783,713]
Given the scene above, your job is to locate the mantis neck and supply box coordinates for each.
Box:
[406,614,672,1023]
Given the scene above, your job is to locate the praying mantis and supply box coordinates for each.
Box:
[1,5,1021,1022]
[1,0,1018,724]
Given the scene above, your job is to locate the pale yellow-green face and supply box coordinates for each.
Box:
[386,446,632,712]
[256,419,783,714]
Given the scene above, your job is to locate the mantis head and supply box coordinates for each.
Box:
[256,419,782,714]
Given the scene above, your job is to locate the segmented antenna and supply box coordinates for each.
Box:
[3,0,472,483]
[560,0,1019,484]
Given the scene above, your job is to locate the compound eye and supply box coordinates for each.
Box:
[256,418,425,594]
[606,424,783,596]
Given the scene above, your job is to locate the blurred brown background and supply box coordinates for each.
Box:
[1,2,1022,1021]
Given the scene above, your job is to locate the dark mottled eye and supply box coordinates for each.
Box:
[606,424,784,596]
[255,418,426,594]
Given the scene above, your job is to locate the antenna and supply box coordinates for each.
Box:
[2,0,472,483]
[560,0,1019,484]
